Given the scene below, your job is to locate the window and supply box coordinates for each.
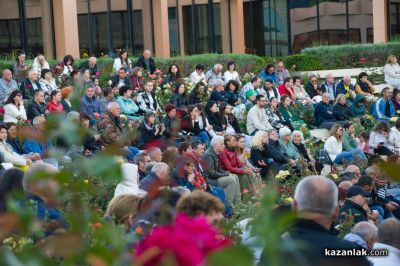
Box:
[169,7,180,56]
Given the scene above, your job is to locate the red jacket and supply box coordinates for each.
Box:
[278,84,295,97]
[46,100,64,113]
[219,148,245,175]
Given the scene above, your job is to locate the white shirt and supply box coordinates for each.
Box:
[113,58,132,74]
[3,103,27,123]
[223,70,241,85]
[384,63,400,85]
[246,105,273,134]
[324,136,343,161]
[189,70,206,85]
[368,242,400,266]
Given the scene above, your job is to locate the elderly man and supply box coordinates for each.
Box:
[137,81,161,113]
[267,176,370,266]
[0,69,18,104]
[134,152,152,181]
[81,86,102,125]
[275,61,290,85]
[305,75,322,99]
[147,147,162,163]
[336,75,355,100]
[345,165,361,180]
[344,221,378,250]
[23,163,67,235]
[23,116,58,167]
[20,69,41,100]
[26,89,47,121]
[314,92,346,129]
[373,87,395,122]
[369,218,400,266]
[79,56,99,78]
[246,95,273,135]
[202,135,241,206]
[97,102,123,146]
[139,162,171,196]
[209,79,228,103]
[205,63,223,87]
[339,185,371,224]
[320,74,338,101]
[135,50,156,74]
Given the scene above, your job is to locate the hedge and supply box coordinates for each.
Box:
[300,42,400,69]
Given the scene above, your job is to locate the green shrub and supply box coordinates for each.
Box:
[283,54,323,71]
[301,42,400,69]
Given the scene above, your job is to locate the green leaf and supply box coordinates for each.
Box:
[207,245,253,266]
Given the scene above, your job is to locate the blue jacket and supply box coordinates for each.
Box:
[81,95,102,119]
[259,70,278,84]
[335,80,355,98]
[372,97,395,121]
[210,90,229,103]
[314,102,336,126]
[23,137,52,157]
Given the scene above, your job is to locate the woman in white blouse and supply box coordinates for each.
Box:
[113,50,132,75]
[0,124,31,167]
[39,69,58,96]
[384,55,400,88]
[3,90,27,123]
[223,61,241,86]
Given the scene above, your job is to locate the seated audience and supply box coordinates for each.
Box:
[246,95,273,136]
[275,61,290,85]
[189,64,206,85]
[314,93,344,129]
[388,118,400,154]
[205,64,223,87]
[136,111,165,150]
[39,69,58,96]
[351,94,366,117]
[223,61,241,85]
[266,97,293,131]
[209,80,228,103]
[46,90,64,114]
[219,102,242,135]
[26,89,47,121]
[20,70,41,100]
[112,50,132,74]
[344,221,378,251]
[338,185,370,224]
[369,121,393,156]
[164,64,181,85]
[384,55,400,88]
[137,81,161,114]
[0,168,24,212]
[292,131,318,172]
[181,105,213,143]
[259,64,278,84]
[81,86,102,125]
[333,94,353,121]
[111,68,132,89]
[342,122,358,152]
[320,74,337,101]
[335,75,355,100]
[263,79,280,101]
[130,67,144,92]
[305,75,322,99]
[0,124,31,169]
[225,80,242,110]
[278,77,296,101]
[355,72,375,96]
[79,57,99,78]
[0,69,18,105]
[139,162,171,197]
[205,101,223,134]
[278,95,299,129]
[116,86,140,121]
[170,83,189,111]
[163,104,181,144]
[32,54,50,75]
[135,50,156,74]
[188,81,208,105]
[56,55,74,80]
[202,136,241,206]
[3,90,26,123]
[373,87,395,122]
[392,88,400,111]
[268,129,296,169]
[240,76,261,103]
[13,50,29,83]
[250,131,271,179]
[279,127,300,163]
[292,76,311,103]
[61,86,73,113]
[324,124,367,164]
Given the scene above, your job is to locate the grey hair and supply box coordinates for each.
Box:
[213,79,224,87]
[23,162,58,192]
[66,111,80,122]
[378,218,400,249]
[291,130,304,141]
[294,175,338,216]
[365,166,381,177]
[343,74,351,81]
[107,102,120,111]
[213,63,223,70]
[32,116,45,126]
[351,222,378,242]
[151,162,169,175]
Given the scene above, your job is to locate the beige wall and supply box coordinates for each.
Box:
[373,0,388,43]
[53,0,80,59]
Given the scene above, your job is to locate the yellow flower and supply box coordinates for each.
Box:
[390,117,397,122]
[285,197,294,203]
[84,180,89,184]
[118,159,125,164]
[331,174,338,180]
[397,110,400,114]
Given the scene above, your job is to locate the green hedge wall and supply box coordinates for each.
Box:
[300,42,400,69]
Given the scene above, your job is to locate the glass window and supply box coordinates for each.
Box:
[182,2,222,55]
[389,0,400,40]
[168,7,180,56]
[25,0,43,55]
[0,0,22,55]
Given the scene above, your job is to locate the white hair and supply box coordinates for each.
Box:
[32,116,45,126]
[351,222,378,243]
[294,175,338,216]
[291,130,304,141]
[378,218,400,248]
[343,75,351,81]
[213,63,223,70]
[107,102,120,111]
[151,162,169,175]
[23,162,58,192]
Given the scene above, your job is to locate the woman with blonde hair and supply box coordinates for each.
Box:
[384,55,400,88]
[324,124,366,164]
[249,130,271,179]
[333,93,353,121]
[106,194,147,228]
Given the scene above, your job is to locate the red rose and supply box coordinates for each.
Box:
[26,84,32,88]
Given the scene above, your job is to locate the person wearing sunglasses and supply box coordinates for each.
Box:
[305,74,323,99]
[3,90,26,123]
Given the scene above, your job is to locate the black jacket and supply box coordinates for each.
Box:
[26,100,46,121]
[170,93,188,109]
[221,114,242,134]
[163,115,180,139]
[268,139,288,164]
[111,75,133,89]
[333,103,353,121]
[7,138,25,155]
[250,145,271,177]
[61,98,73,113]
[261,218,370,266]
[202,147,229,180]
[339,199,368,224]
[205,111,223,132]
[135,56,156,74]
[20,78,41,100]
[136,123,163,149]
[305,82,322,99]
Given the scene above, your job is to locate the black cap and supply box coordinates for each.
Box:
[346,186,370,198]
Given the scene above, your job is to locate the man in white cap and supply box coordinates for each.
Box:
[202,136,241,206]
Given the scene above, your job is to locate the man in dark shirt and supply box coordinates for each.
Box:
[261,176,370,266]
[26,89,47,121]
[135,50,156,74]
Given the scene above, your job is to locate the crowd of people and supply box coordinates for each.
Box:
[1,49,400,265]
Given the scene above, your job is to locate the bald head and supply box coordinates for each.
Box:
[350,221,378,250]
[378,218,400,249]
[338,180,353,191]
[143,50,151,59]
[294,175,338,216]
[346,165,360,175]
[365,166,382,179]
[2,69,12,81]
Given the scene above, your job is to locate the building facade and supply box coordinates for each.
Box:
[0,0,396,60]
